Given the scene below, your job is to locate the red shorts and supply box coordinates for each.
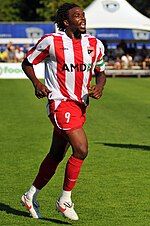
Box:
[47,100,86,132]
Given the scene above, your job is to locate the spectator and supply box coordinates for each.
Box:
[127,43,136,57]
[140,44,149,60]
[0,49,8,62]
[133,52,143,65]
[23,44,31,55]
[118,40,128,54]
[6,42,16,62]
[142,56,150,69]
[121,53,133,69]
[15,46,25,62]
[114,44,124,58]
[114,57,121,70]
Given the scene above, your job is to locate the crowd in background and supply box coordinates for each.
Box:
[0,40,150,70]
[0,42,30,63]
[103,40,150,70]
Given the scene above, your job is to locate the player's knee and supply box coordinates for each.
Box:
[73,144,88,160]
[80,150,88,160]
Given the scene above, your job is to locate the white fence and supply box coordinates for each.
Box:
[0,63,44,79]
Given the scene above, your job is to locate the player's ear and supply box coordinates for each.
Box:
[63,20,69,27]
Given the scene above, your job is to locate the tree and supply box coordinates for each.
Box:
[37,0,92,21]
[0,0,21,21]
[19,0,44,21]
[127,0,150,18]
[0,0,149,22]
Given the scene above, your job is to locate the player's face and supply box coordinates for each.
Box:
[66,7,86,34]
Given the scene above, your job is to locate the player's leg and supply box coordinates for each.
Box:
[33,129,69,190]
[56,127,88,221]
[21,128,69,218]
[63,127,88,191]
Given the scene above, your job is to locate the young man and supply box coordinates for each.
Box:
[21,3,106,221]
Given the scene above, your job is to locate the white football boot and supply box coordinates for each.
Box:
[56,199,79,221]
[21,193,42,218]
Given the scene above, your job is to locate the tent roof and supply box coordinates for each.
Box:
[85,0,150,31]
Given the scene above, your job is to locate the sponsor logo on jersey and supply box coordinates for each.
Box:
[62,63,92,72]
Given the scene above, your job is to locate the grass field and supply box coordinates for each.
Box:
[0,78,150,226]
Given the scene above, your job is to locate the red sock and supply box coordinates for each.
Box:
[33,153,59,190]
[63,155,84,191]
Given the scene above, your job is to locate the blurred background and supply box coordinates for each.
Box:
[0,0,149,77]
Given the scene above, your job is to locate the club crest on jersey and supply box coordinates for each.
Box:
[87,47,95,57]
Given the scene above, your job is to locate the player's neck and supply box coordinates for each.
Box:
[65,29,81,40]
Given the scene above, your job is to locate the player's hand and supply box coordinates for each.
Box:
[34,81,51,99]
[89,85,103,99]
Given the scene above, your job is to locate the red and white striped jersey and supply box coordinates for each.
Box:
[27,32,105,104]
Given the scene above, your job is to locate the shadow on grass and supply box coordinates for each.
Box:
[0,202,71,225]
[94,142,150,151]
[41,217,71,224]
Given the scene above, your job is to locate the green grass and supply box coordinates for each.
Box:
[0,78,150,226]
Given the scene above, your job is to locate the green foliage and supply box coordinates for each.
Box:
[0,0,43,21]
[0,0,148,22]
[18,0,44,21]
[0,0,21,21]
[127,0,150,18]
[37,0,92,21]
[0,0,93,22]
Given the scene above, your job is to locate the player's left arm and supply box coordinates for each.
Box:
[89,70,106,99]
[89,40,106,99]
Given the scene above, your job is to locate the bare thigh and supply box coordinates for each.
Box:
[65,127,88,160]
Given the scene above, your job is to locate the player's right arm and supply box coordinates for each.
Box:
[22,58,50,99]
[22,35,52,99]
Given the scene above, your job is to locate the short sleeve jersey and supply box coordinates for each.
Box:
[27,32,105,104]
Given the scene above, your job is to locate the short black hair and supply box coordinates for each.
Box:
[52,3,79,31]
